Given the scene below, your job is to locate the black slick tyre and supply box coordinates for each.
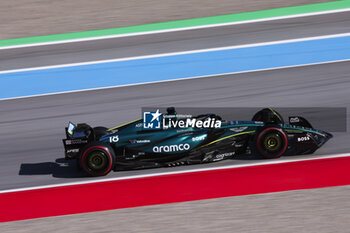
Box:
[255,127,288,159]
[80,142,115,176]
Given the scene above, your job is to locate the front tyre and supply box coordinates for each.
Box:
[256,127,288,159]
[80,142,115,176]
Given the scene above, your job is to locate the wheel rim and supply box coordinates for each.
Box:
[263,134,282,152]
[81,146,113,176]
[88,152,106,170]
[257,127,288,158]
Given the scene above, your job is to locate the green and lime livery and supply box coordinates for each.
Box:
[62,108,332,176]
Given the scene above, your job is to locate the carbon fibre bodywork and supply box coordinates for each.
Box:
[62,108,332,172]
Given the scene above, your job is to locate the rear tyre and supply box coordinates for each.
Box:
[255,127,288,159]
[80,142,115,176]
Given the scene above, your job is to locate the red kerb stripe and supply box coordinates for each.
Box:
[0,155,350,222]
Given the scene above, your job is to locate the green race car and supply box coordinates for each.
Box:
[63,108,332,176]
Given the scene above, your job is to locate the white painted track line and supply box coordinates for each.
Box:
[1,32,350,75]
[1,58,349,102]
[0,153,349,194]
[1,8,350,50]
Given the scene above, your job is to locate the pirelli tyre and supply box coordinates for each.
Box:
[80,142,116,176]
[255,127,288,159]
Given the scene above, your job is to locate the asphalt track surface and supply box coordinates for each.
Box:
[0,60,349,191]
[1,11,350,71]
[0,11,349,191]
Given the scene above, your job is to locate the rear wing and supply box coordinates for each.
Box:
[63,122,93,159]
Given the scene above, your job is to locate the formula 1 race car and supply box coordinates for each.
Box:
[62,108,332,176]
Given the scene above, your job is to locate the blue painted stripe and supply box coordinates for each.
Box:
[1,36,350,99]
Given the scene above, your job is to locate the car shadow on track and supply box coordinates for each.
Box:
[232,152,303,161]
[19,158,86,178]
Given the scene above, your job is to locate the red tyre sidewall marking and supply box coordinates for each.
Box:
[257,127,288,158]
[81,146,113,176]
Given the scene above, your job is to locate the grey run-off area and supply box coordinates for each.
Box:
[1,185,349,233]
[2,11,350,71]
[0,0,334,40]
